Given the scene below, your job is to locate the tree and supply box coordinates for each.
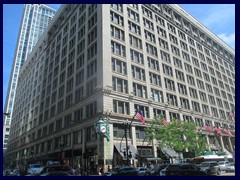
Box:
[146,116,208,159]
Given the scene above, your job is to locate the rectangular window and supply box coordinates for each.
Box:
[148,57,159,71]
[133,83,147,98]
[132,65,146,81]
[112,58,127,75]
[128,21,141,35]
[151,89,163,102]
[113,100,130,114]
[111,25,125,41]
[164,78,175,91]
[129,34,142,49]
[111,41,126,57]
[110,11,124,26]
[112,76,128,93]
[149,72,161,86]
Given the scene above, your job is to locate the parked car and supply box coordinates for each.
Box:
[137,167,148,176]
[32,165,74,176]
[148,164,170,176]
[163,163,207,176]
[27,164,43,174]
[199,161,221,176]
[144,166,154,176]
[25,167,44,176]
[10,169,21,176]
[225,163,235,172]
[110,166,138,176]
[40,171,73,176]
[218,161,230,171]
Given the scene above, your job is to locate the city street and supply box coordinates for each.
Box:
[219,171,235,176]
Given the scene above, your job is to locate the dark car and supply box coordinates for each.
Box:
[164,163,207,176]
[40,171,73,176]
[148,164,170,176]
[34,165,74,176]
[199,161,221,176]
[110,166,138,176]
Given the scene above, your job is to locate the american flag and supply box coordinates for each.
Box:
[162,119,169,125]
[135,109,146,124]
[204,123,212,132]
[229,112,235,118]
[214,126,222,135]
[223,128,233,136]
[157,114,168,125]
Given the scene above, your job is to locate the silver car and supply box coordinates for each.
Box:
[200,161,221,176]
[218,161,230,171]
[226,163,235,172]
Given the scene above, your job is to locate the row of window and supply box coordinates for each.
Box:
[110,4,234,63]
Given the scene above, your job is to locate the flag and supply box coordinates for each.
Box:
[223,128,233,136]
[135,109,146,124]
[214,126,222,135]
[229,112,235,118]
[157,114,168,125]
[204,123,212,132]
[162,119,169,125]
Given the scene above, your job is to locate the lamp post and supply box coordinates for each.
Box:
[59,141,64,164]
[70,119,78,167]
[123,120,131,166]
[31,150,34,163]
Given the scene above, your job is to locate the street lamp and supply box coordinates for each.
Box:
[59,141,64,164]
[31,150,34,163]
[70,119,79,167]
[123,120,131,166]
[94,110,111,141]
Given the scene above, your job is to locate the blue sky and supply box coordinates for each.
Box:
[3,4,235,110]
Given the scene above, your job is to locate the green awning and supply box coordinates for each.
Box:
[146,157,162,161]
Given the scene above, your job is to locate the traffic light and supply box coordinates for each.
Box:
[128,150,132,158]
[123,151,126,157]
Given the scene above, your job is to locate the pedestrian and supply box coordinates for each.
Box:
[99,166,104,175]
[107,165,111,172]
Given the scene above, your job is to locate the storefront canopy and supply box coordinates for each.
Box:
[114,143,138,159]
[161,147,178,158]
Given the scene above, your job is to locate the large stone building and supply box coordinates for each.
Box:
[7,4,235,171]
[3,4,56,153]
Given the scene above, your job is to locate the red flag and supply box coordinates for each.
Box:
[214,126,222,135]
[204,123,212,132]
[163,119,169,125]
[223,128,233,136]
[229,112,235,118]
[135,109,146,124]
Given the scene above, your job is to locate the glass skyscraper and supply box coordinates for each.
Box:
[3,4,57,152]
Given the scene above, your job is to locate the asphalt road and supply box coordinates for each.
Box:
[218,171,235,176]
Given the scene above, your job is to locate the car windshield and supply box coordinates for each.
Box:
[34,167,44,173]
[200,163,210,167]
[30,164,42,168]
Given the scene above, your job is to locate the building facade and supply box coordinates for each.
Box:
[3,4,56,152]
[7,4,235,171]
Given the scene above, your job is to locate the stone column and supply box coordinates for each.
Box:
[205,135,211,151]
[227,136,233,152]
[218,136,225,151]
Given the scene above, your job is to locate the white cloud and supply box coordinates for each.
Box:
[202,4,235,28]
[217,33,235,50]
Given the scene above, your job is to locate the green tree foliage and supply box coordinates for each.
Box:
[146,115,208,156]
